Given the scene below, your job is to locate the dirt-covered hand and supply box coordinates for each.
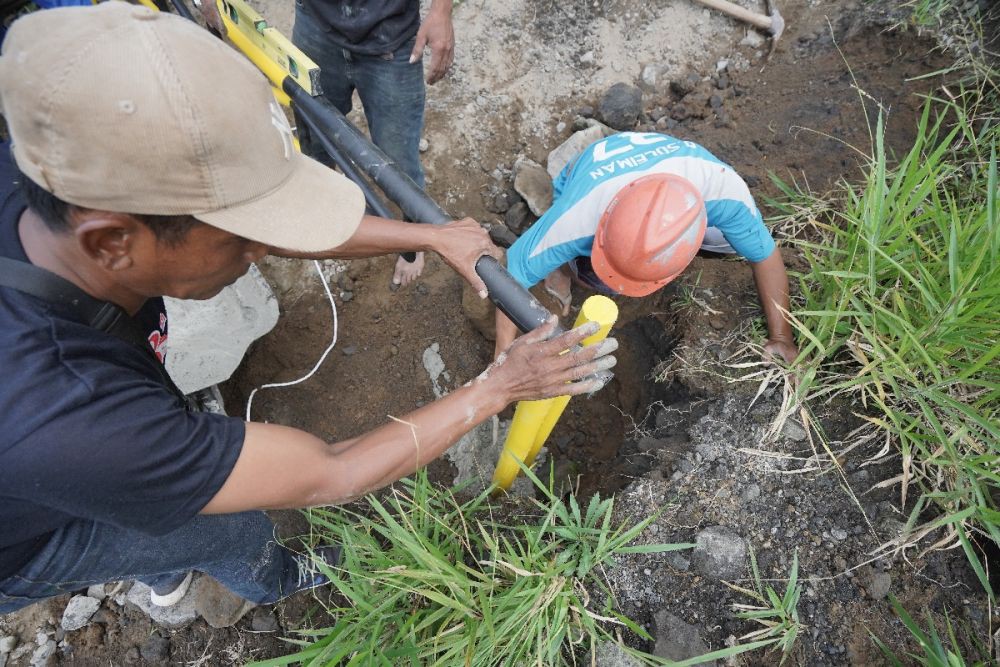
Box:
[763,338,799,365]
[410,8,454,84]
[488,318,618,403]
[198,0,227,36]
[431,218,502,298]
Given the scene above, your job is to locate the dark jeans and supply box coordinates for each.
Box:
[292,2,426,189]
[0,512,305,614]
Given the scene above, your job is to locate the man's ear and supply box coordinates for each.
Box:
[72,212,141,271]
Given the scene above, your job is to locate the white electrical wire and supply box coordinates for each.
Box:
[245,260,339,421]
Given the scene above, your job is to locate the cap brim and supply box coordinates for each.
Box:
[195,153,365,253]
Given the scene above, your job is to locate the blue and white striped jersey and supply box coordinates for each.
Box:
[505,132,775,289]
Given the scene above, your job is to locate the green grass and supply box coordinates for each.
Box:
[872,596,993,666]
[249,466,790,666]
[769,95,999,597]
[726,549,804,665]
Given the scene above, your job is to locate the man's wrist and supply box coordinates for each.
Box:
[427,0,452,18]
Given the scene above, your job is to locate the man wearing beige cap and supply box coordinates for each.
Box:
[0,2,617,613]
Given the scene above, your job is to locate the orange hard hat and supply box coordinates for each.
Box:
[591,174,707,297]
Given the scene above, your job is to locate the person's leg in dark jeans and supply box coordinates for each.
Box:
[0,512,331,614]
[292,6,428,285]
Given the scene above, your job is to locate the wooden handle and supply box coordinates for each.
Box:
[691,0,772,30]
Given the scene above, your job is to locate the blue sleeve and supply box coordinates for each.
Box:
[706,199,775,263]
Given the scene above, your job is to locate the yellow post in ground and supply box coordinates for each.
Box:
[492,295,618,491]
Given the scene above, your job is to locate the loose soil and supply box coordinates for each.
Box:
[3,0,995,665]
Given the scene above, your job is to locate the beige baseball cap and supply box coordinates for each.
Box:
[0,1,364,252]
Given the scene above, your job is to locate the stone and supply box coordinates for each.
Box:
[340,290,354,302]
[193,577,256,629]
[126,582,199,629]
[512,158,553,216]
[640,63,660,90]
[0,637,16,655]
[690,526,747,580]
[652,611,716,666]
[868,572,891,599]
[739,484,761,503]
[782,419,808,441]
[86,584,106,600]
[250,607,280,633]
[342,344,358,356]
[139,635,170,662]
[487,222,519,248]
[740,31,765,48]
[579,50,594,65]
[418,138,429,152]
[164,264,279,394]
[670,73,701,97]
[597,83,643,131]
[504,201,535,235]
[29,639,56,667]
[546,125,606,179]
[593,640,643,666]
[830,528,848,541]
[61,595,101,632]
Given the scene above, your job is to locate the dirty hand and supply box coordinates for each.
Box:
[410,7,454,84]
[763,338,799,365]
[198,0,227,36]
[489,318,618,403]
[432,218,502,298]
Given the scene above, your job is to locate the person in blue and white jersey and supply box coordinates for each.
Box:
[496,131,799,364]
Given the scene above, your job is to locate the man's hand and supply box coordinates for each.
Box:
[763,338,799,365]
[198,0,227,36]
[429,218,502,298]
[410,2,454,85]
[487,318,618,402]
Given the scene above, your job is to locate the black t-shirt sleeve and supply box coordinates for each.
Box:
[6,322,245,535]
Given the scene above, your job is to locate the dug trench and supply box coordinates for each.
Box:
[2,3,994,666]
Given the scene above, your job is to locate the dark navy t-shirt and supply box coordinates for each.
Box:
[0,147,246,581]
[301,0,420,55]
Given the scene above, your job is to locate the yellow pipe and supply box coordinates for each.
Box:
[492,295,619,491]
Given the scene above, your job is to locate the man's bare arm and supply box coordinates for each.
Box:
[201,319,617,513]
[272,215,500,297]
[750,248,798,364]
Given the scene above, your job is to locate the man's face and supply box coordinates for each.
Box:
[127,220,269,300]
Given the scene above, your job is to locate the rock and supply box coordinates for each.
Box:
[579,50,595,65]
[126,581,199,629]
[652,611,716,666]
[485,190,511,214]
[61,595,101,632]
[831,528,848,541]
[670,73,701,97]
[342,344,358,356]
[29,639,56,667]
[340,290,354,302]
[0,636,16,655]
[546,125,606,179]
[164,264,278,394]
[512,158,553,216]
[504,201,535,235]
[193,577,256,629]
[250,607,280,633]
[709,94,723,109]
[741,31,766,48]
[487,222,518,248]
[691,526,747,580]
[139,635,170,662]
[868,572,891,599]
[716,74,730,89]
[679,91,712,118]
[593,640,643,666]
[640,63,660,90]
[597,83,643,131]
[577,105,595,118]
[418,138,429,153]
[86,584,106,600]
[716,59,729,72]
[782,419,808,442]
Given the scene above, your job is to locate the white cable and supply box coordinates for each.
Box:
[245,260,339,421]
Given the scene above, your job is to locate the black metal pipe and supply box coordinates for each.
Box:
[168,0,195,22]
[285,79,559,334]
[297,105,395,220]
